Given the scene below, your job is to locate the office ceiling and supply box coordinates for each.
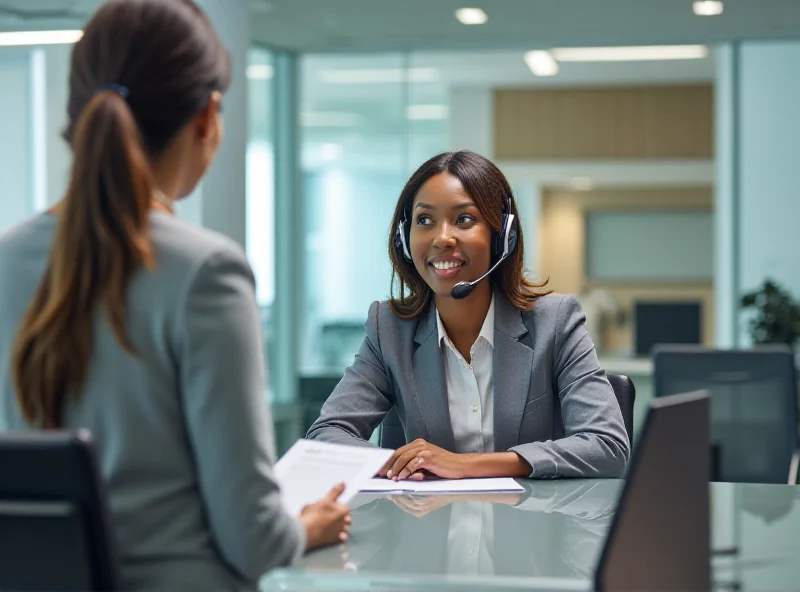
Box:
[1,0,798,53]
[251,0,800,52]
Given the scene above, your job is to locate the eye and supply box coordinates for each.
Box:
[456,214,476,225]
[415,214,432,225]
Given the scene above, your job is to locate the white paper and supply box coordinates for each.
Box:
[360,477,524,495]
[274,439,393,516]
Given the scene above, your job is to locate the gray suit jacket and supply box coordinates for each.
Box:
[0,212,304,591]
[307,292,630,478]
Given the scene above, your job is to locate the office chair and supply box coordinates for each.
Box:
[378,372,636,449]
[0,430,121,592]
[653,345,800,484]
[607,373,636,443]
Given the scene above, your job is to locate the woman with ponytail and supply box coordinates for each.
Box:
[0,1,349,589]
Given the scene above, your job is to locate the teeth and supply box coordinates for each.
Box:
[432,261,464,270]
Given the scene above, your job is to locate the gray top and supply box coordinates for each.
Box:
[307,293,630,479]
[0,212,304,591]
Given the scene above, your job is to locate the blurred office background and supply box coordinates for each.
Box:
[1,0,800,451]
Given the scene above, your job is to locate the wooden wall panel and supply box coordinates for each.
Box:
[495,85,713,160]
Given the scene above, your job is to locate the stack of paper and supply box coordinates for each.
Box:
[359,477,524,495]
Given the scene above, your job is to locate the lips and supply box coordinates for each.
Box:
[428,257,466,279]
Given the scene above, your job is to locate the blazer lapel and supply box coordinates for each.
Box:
[411,303,455,451]
[493,294,534,452]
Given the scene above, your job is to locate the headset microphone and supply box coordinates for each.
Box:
[450,251,511,299]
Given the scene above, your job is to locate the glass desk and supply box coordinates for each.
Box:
[261,480,800,591]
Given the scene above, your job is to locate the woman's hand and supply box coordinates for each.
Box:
[378,438,467,480]
[300,483,352,551]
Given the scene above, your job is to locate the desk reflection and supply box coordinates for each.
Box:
[303,480,621,580]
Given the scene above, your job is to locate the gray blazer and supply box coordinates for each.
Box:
[0,212,304,591]
[307,292,630,478]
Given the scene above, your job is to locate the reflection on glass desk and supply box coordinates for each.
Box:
[261,480,800,592]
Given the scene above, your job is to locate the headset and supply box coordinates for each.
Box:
[393,193,518,299]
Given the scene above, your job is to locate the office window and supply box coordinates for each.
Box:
[299,53,449,374]
[246,46,277,397]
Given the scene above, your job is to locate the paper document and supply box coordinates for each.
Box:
[360,477,524,495]
[274,439,393,516]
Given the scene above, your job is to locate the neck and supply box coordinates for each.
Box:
[435,281,492,352]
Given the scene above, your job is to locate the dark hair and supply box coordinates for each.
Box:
[388,150,550,319]
[12,0,231,428]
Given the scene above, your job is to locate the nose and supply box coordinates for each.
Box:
[432,222,457,248]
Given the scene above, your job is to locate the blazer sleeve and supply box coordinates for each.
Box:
[306,301,394,446]
[509,295,630,478]
[176,245,305,582]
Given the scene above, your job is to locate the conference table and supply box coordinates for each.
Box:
[260,480,800,591]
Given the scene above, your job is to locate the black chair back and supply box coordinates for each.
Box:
[0,430,120,591]
[607,373,636,444]
[653,345,800,484]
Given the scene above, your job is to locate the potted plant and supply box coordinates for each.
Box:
[740,279,800,346]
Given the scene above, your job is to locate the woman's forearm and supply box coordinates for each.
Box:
[460,451,532,478]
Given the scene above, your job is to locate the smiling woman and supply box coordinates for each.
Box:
[307,150,631,481]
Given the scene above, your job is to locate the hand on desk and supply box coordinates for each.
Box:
[378,438,465,480]
[377,439,532,481]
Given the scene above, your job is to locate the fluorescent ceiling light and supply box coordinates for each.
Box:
[0,30,83,46]
[320,68,440,84]
[455,7,488,25]
[301,111,363,127]
[320,143,342,162]
[406,104,449,120]
[551,45,708,62]
[693,1,724,16]
[524,51,559,77]
[247,64,273,80]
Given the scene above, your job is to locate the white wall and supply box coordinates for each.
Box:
[715,40,800,345]
[738,41,800,300]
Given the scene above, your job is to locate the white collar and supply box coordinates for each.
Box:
[436,294,495,349]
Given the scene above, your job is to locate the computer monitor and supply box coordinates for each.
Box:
[635,301,701,356]
[595,390,710,592]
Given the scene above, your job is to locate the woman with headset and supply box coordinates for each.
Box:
[308,150,629,480]
[0,1,348,589]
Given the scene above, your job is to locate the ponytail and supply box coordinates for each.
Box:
[12,90,154,428]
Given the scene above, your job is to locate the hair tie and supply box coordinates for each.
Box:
[95,83,130,98]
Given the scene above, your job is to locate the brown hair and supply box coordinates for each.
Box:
[388,150,550,319]
[12,0,231,428]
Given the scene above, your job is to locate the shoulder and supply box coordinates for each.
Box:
[363,299,427,343]
[150,212,247,267]
[148,213,251,284]
[521,293,582,322]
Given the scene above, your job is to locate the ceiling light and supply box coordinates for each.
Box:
[320,68,440,84]
[551,45,709,62]
[320,143,343,162]
[246,64,274,80]
[455,7,488,25]
[406,104,449,120]
[693,1,723,16]
[0,30,83,46]
[524,51,559,77]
